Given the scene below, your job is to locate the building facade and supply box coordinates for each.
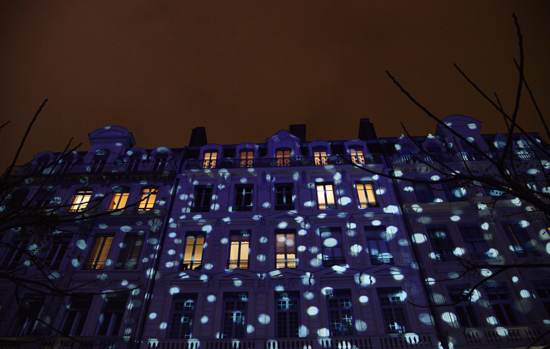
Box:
[0,116,549,349]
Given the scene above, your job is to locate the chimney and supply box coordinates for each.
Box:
[289,124,306,142]
[358,118,377,140]
[189,127,207,147]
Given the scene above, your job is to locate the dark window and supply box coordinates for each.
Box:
[459,226,491,260]
[320,228,345,267]
[412,181,435,203]
[447,286,481,328]
[228,230,250,269]
[275,230,297,268]
[427,226,456,262]
[152,156,167,172]
[10,294,45,336]
[276,292,299,338]
[442,181,467,202]
[378,287,408,334]
[169,294,197,339]
[234,185,253,211]
[90,150,109,173]
[275,184,294,210]
[0,236,29,270]
[34,189,55,209]
[62,295,93,336]
[96,294,127,336]
[502,223,538,257]
[534,282,550,317]
[366,227,394,265]
[180,232,204,270]
[191,185,212,212]
[326,289,354,336]
[45,236,70,270]
[485,283,520,326]
[115,234,145,270]
[221,293,248,339]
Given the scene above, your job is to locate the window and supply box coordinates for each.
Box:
[10,294,45,336]
[180,232,204,270]
[191,185,212,212]
[412,181,435,203]
[276,230,297,268]
[459,226,491,259]
[356,182,377,208]
[221,293,248,339]
[169,294,197,339]
[152,156,167,172]
[442,181,467,202]
[314,150,327,166]
[138,187,157,211]
[326,290,354,336]
[86,236,114,270]
[6,189,30,210]
[62,295,93,336]
[427,226,456,262]
[447,286,481,328]
[350,149,365,164]
[69,189,92,212]
[115,234,145,270]
[34,189,55,209]
[320,228,345,267]
[90,151,109,173]
[203,151,217,168]
[127,156,141,172]
[366,227,394,265]
[240,150,254,168]
[228,230,250,269]
[45,236,70,270]
[316,183,336,210]
[378,288,408,334]
[276,292,299,338]
[275,184,294,210]
[96,294,127,336]
[534,281,550,317]
[503,223,537,257]
[108,189,129,211]
[234,185,253,211]
[0,236,29,270]
[276,149,290,167]
[485,283,520,326]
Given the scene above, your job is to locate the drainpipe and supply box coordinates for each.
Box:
[381,141,449,349]
[132,154,184,349]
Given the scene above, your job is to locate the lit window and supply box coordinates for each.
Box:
[169,294,197,339]
[138,187,157,211]
[366,228,394,265]
[191,185,212,212]
[276,230,297,268]
[240,150,254,168]
[203,151,217,168]
[350,149,364,164]
[320,228,345,267]
[378,287,407,334]
[276,149,291,167]
[276,292,300,338]
[459,226,490,260]
[62,295,93,336]
[316,183,336,210]
[108,190,129,211]
[314,150,327,166]
[180,232,204,270]
[69,189,92,212]
[86,236,114,270]
[503,223,537,257]
[427,226,456,262]
[485,283,520,326]
[228,230,250,269]
[356,182,377,208]
[221,293,248,338]
[0,236,29,270]
[10,294,45,336]
[447,286,481,327]
[275,184,294,210]
[326,290,354,336]
[96,294,127,336]
[115,234,144,270]
[234,185,253,211]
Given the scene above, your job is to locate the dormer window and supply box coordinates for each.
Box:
[350,148,364,164]
[277,149,291,167]
[313,148,327,166]
[203,151,218,169]
[240,150,254,168]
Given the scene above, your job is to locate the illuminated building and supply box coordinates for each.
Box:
[1,116,549,348]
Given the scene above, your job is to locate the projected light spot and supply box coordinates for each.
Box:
[520,290,531,298]
[338,197,352,206]
[419,313,433,325]
[412,234,427,243]
[383,205,398,213]
[453,247,465,256]
[192,214,202,221]
[307,307,319,316]
[359,296,369,303]
[404,186,413,192]
[233,278,242,287]
[304,291,314,300]
[431,293,445,304]
[411,204,423,213]
[486,316,498,325]
[317,328,330,337]
[511,197,521,206]
[418,216,432,224]
[298,325,309,337]
[431,175,440,181]
[258,314,270,324]
[375,188,386,195]
[355,319,367,331]
[204,263,213,270]
[355,273,375,286]
[201,316,208,324]
[372,220,381,226]
[72,259,80,267]
[298,229,307,236]
[202,225,213,233]
[323,238,338,248]
[220,238,228,244]
[77,240,87,250]
[149,313,157,320]
[394,170,403,177]
[262,202,271,209]
[442,312,458,327]
[450,215,461,222]
[317,213,327,219]
[398,239,409,246]
[256,254,266,262]
[519,220,529,228]
[260,237,268,243]
[277,222,288,229]
[159,322,167,330]
[350,244,362,256]
[425,278,435,286]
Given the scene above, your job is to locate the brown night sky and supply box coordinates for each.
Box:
[1,1,549,168]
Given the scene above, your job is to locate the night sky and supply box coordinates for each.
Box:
[1,1,549,169]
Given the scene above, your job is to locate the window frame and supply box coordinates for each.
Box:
[276,291,300,338]
[326,289,354,337]
[108,188,130,211]
[221,293,248,339]
[320,227,346,267]
[378,287,408,334]
[96,293,128,336]
[203,151,218,169]
[355,182,377,208]
[180,232,205,271]
[275,230,297,269]
[485,283,520,326]
[191,185,212,212]
[227,230,250,269]
[275,183,295,210]
[234,184,253,211]
[168,294,198,339]
[427,226,456,262]
[138,187,158,211]
[350,148,365,164]
[276,149,291,167]
[69,189,93,212]
[502,223,537,257]
[240,150,254,168]
[85,235,114,270]
[316,183,337,210]
[115,234,145,270]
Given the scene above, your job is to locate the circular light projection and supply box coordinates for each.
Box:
[304,291,314,300]
[201,316,209,324]
[359,296,369,303]
[372,220,381,226]
[412,234,427,244]
[442,312,458,327]
[277,221,288,229]
[418,313,433,325]
[258,314,270,325]
[247,325,255,334]
[149,313,157,320]
[307,306,319,316]
[159,322,167,330]
[355,319,367,331]
[298,325,309,337]
[207,295,216,302]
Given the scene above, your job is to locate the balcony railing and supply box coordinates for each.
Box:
[186,154,382,170]
[393,150,540,165]
[449,325,549,347]
[9,161,178,177]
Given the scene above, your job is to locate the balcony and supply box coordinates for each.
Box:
[448,325,550,348]
[9,161,178,177]
[185,154,382,170]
